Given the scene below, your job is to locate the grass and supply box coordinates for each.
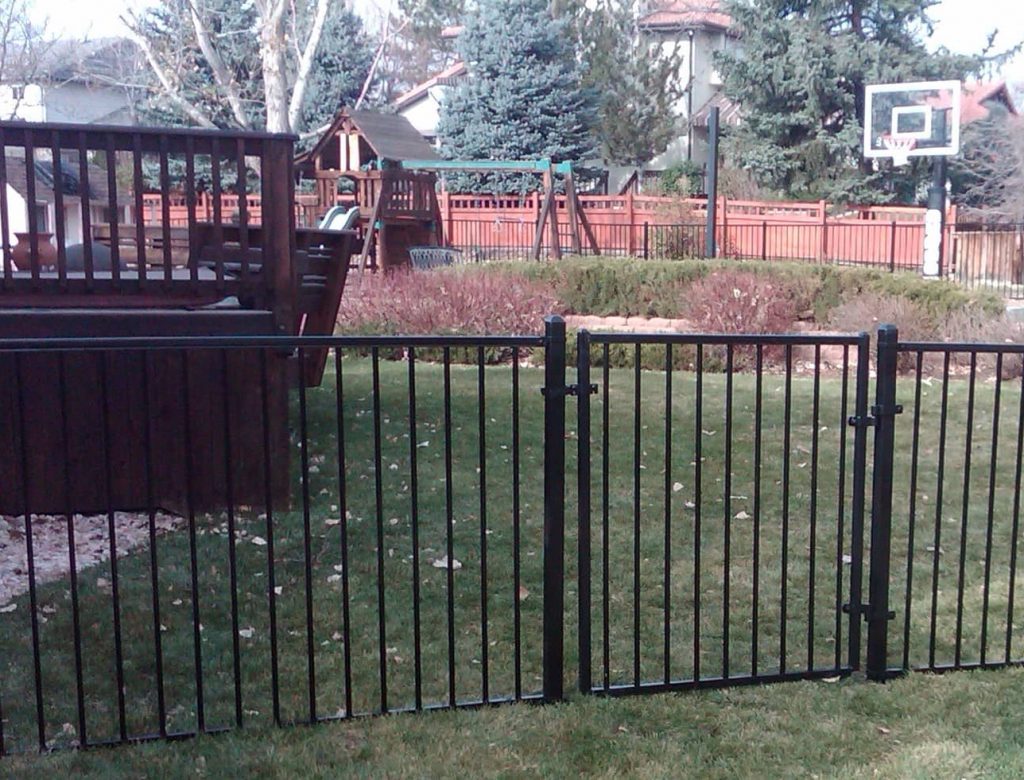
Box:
[4,669,1024,777]
[0,348,1022,766]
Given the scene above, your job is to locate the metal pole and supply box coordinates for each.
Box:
[643,221,649,260]
[577,329,592,694]
[705,107,720,259]
[923,111,948,277]
[866,324,900,681]
[542,315,567,702]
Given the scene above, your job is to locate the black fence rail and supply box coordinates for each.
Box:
[0,329,557,754]
[575,331,873,694]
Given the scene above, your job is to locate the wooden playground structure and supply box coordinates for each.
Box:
[0,120,356,515]
[295,108,597,267]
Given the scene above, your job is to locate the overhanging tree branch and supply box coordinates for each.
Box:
[286,0,330,132]
[121,11,218,128]
[188,0,252,129]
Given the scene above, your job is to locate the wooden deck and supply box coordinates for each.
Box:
[0,120,357,515]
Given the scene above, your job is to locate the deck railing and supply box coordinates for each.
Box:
[0,121,298,330]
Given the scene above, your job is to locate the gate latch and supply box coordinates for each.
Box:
[842,602,896,622]
[848,404,903,428]
[541,383,598,399]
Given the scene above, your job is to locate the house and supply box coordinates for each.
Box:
[639,0,741,168]
[3,154,129,248]
[959,81,1018,122]
[393,61,468,147]
[392,1,738,190]
[0,38,138,125]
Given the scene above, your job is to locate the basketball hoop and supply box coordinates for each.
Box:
[882,135,916,167]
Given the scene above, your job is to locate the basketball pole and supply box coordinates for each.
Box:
[923,110,948,277]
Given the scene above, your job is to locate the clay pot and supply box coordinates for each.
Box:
[12,232,58,270]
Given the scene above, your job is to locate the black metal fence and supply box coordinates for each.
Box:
[2,321,1024,756]
[575,332,872,693]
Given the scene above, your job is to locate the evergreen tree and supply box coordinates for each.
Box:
[438,0,598,193]
[568,0,686,166]
[714,0,1002,204]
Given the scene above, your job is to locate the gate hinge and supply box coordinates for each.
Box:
[842,602,896,622]
[541,383,598,399]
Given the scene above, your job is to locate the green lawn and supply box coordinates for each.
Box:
[3,669,1024,777]
[0,350,1021,764]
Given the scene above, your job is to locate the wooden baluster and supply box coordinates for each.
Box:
[132,133,147,285]
[211,137,225,291]
[0,128,11,287]
[236,138,250,285]
[24,128,40,285]
[50,130,68,286]
[105,134,121,285]
[185,135,198,291]
[158,135,173,287]
[77,131,94,288]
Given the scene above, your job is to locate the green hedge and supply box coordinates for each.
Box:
[458,258,1004,322]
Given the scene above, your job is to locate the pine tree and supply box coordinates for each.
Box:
[438,0,598,193]
[569,0,686,166]
[715,0,998,204]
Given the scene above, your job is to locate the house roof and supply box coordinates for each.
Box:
[639,0,733,32]
[37,37,139,85]
[393,61,468,111]
[691,91,742,127]
[299,108,440,167]
[4,154,110,205]
[960,81,1018,123]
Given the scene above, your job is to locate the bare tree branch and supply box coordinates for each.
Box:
[286,0,330,132]
[121,11,218,128]
[187,0,252,129]
[355,12,408,109]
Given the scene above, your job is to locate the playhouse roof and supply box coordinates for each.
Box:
[301,109,439,168]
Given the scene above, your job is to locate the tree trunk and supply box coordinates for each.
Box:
[261,2,290,134]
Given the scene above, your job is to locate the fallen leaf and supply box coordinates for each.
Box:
[877,726,891,736]
[432,556,462,571]
[734,511,751,520]
[239,627,255,639]
[251,536,267,547]
[518,585,530,601]
[823,675,841,683]
[325,518,341,527]
[672,482,684,493]
[0,603,16,613]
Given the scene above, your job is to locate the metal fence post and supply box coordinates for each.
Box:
[576,329,592,694]
[643,221,649,260]
[866,324,900,681]
[889,220,897,273]
[542,315,567,702]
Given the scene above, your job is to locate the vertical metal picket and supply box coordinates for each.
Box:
[543,315,567,702]
[577,330,592,694]
[865,324,900,681]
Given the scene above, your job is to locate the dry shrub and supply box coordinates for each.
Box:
[337,267,559,338]
[685,270,802,333]
[940,310,1024,378]
[828,293,1024,376]
[683,270,802,369]
[826,293,937,372]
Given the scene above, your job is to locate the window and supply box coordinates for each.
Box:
[33,203,48,232]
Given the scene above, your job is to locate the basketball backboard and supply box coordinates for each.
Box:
[863,80,962,165]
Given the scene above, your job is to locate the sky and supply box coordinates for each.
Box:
[25,0,1024,86]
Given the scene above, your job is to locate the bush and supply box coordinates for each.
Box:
[336,268,559,362]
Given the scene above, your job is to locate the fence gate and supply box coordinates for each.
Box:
[575,330,873,694]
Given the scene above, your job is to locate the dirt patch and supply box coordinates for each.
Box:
[0,512,183,608]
